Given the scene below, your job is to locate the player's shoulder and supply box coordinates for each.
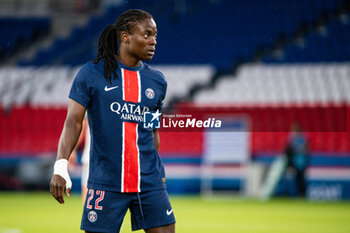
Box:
[75,60,103,82]
[143,63,166,84]
[86,60,104,76]
[76,61,98,75]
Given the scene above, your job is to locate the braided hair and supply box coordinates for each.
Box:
[93,9,153,83]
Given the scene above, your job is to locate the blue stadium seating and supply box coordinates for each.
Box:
[18,0,344,69]
[264,14,350,63]
[18,7,125,66]
[0,17,50,59]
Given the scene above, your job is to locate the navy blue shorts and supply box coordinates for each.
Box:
[80,189,175,232]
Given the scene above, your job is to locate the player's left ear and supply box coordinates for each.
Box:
[121,31,129,44]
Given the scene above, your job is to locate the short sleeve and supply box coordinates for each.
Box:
[157,74,167,111]
[69,64,92,108]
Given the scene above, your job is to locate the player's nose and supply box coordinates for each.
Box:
[150,36,157,45]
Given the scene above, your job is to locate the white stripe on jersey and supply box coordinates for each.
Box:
[136,123,140,192]
[121,68,125,101]
[137,71,141,103]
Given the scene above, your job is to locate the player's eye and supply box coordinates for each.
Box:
[144,33,157,40]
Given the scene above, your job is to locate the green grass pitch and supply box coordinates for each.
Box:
[0,192,349,233]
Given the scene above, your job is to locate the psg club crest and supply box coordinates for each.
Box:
[88,210,98,223]
[144,110,161,129]
[145,88,155,99]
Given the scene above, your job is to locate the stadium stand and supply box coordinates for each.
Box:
[18,0,344,68]
[264,13,350,63]
[0,17,50,60]
[195,64,350,105]
[17,7,125,66]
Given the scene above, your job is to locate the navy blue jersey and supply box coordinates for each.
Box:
[69,60,167,193]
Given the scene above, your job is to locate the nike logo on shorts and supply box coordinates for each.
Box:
[104,85,119,91]
[166,209,173,215]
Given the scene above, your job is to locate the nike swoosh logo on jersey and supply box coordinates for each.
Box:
[104,85,119,91]
[166,209,173,215]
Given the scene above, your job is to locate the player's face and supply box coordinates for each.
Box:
[126,18,157,61]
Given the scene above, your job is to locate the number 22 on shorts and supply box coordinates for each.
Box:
[86,189,105,210]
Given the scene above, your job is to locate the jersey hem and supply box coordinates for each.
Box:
[69,95,88,108]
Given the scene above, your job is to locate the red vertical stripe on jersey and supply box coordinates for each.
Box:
[121,68,141,193]
[123,69,139,103]
[122,122,139,192]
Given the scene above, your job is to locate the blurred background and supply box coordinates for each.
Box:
[0,0,350,232]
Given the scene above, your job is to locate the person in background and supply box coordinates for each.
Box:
[285,122,310,197]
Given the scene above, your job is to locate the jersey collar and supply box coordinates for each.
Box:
[117,60,144,72]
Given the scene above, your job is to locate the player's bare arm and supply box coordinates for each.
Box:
[68,115,88,167]
[153,129,160,152]
[50,99,86,204]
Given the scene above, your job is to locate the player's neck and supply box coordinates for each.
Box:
[115,53,141,68]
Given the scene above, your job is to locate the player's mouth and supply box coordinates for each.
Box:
[147,49,155,56]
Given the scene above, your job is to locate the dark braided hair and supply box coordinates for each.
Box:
[93,9,153,83]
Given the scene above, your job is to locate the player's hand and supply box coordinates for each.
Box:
[50,174,71,204]
[50,159,72,204]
